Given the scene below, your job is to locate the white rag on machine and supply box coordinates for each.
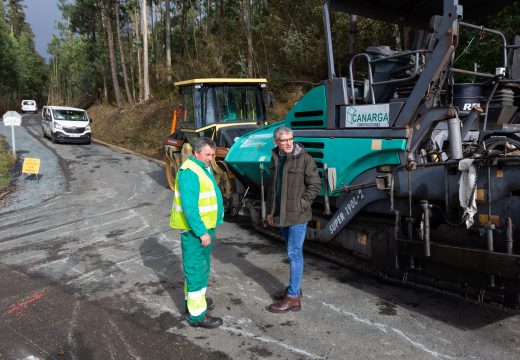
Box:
[458,158,477,228]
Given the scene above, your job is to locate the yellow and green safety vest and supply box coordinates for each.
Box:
[170,159,219,230]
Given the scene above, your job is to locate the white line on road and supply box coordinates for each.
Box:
[321,301,454,359]
[109,319,143,360]
[221,324,324,359]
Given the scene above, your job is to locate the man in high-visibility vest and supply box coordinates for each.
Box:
[170,137,224,328]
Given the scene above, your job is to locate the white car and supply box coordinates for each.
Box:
[41,106,92,144]
[21,100,37,113]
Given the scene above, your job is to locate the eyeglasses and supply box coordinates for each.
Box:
[276,137,294,144]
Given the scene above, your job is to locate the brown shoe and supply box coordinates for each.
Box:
[271,287,302,301]
[267,295,301,313]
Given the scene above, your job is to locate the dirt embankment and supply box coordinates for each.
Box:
[88,100,174,160]
[87,87,301,161]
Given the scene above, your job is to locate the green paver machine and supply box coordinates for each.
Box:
[224,0,520,308]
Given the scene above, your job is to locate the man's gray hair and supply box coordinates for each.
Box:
[193,137,216,153]
[273,126,293,140]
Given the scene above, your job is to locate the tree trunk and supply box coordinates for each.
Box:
[241,0,254,77]
[115,0,133,103]
[133,4,144,102]
[141,0,150,101]
[103,70,108,101]
[155,0,161,81]
[349,14,358,55]
[179,0,190,58]
[218,0,224,38]
[165,0,172,81]
[100,0,122,108]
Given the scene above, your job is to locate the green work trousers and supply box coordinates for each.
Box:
[182,228,214,323]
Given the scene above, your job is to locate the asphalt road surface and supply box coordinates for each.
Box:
[1,114,520,360]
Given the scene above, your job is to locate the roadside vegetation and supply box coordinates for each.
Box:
[1,1,520,161]
[0,136,16,195]
[0,1,48,113]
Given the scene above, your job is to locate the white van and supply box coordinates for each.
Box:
[41,106,92,144]
[21,100,37,113]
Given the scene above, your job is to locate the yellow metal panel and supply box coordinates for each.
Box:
[174,78,268,86]
[476,188,485,201]
[479,214,500,225]
[497,169,504,178]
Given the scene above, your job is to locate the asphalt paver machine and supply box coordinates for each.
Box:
[224,0,520,308]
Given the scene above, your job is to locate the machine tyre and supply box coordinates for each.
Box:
[165,156,179,191]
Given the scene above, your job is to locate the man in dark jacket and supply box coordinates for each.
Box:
[266,126,321,312]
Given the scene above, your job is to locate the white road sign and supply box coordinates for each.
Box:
[3,111,22,126]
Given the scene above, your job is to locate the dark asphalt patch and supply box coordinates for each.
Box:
[0,266,230,360]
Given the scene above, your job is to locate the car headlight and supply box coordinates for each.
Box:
[85,124,91,131]
[54,122,63,130]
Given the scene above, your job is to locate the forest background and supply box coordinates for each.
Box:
[1,0,520,159]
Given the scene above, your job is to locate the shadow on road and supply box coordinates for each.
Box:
[139,236,185,315]
[212,225,286,300]
[146,169,169,189]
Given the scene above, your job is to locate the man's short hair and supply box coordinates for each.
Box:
[193,137,216,153]
[273,126,293,140]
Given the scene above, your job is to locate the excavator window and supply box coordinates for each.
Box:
[214,85,265,123]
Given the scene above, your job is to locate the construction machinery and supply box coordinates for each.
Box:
[164,78,268,206]
[221,0,520,308]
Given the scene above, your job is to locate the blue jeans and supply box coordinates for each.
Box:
[279,223,307,296]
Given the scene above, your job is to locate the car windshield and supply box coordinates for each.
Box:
[23,101,35,105]
[52,109,87,121]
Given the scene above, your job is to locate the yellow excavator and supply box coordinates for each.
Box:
[164,78,268,208]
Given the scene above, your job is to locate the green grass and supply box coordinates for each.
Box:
[0,136,16,192]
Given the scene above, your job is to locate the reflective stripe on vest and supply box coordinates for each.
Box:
[169,159,218,230]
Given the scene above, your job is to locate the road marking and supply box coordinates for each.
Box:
[221,324,323,359]
[0,206,142,247]
[3,292,45,316]
[321,301,454,359]
[67,301,80,360]
[109,319,143,360]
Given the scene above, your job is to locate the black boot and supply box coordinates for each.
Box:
[189,315,223,329]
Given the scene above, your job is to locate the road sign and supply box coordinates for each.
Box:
[22,158,41,175]
[2,111,22,126]
[2,111,22,157]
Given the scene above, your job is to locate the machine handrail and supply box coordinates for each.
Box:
[348,49,430,105]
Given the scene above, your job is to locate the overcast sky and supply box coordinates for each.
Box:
[24,0,62,61]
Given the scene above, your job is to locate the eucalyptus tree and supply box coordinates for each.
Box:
[165,0,172,79]
[141,0,150,100]
[115,0,133,103]
[6,0,25,38]
[0,1,17,111]
[100,0,122,108]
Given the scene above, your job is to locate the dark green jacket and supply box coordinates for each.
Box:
[267,143,321,227]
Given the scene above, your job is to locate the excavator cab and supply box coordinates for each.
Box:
[164,78,268,204]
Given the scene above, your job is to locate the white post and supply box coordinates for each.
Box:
[2,111,22,158]
[11,124,16,158]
